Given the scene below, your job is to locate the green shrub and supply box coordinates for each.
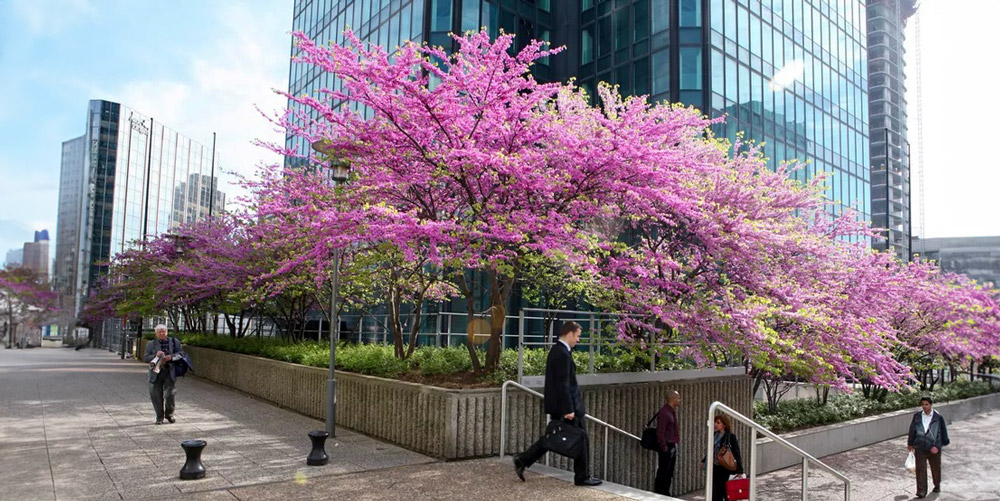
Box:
[754,379,996,433]
[172,333,699,385]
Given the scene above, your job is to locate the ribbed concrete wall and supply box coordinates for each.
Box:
[146,342,750,495]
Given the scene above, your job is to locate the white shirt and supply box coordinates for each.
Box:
[558,339,571,352]
[921,410,934,433]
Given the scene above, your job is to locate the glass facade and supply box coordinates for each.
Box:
[286,0,563,160]
[575,0,871,226]
[708,0,871,225]
[62,100,226,316]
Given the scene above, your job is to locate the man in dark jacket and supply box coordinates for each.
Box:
[907,397,950,498]
[654,390,681,495]
[143,325,183,425]
[514,321,601,487]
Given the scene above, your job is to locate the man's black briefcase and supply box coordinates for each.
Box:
[542,419,586,457]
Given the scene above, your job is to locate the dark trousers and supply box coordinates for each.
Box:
[915,448,942,495]
[654,444,677,495]
[519,415,590,482]
[149,369,175,421]
[711,464,733,501]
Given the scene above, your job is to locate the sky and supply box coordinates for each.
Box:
[0,0,292,265]
[903,0,1000,241]
[1,0,998,267]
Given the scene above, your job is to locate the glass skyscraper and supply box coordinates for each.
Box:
[55,100,226,318]
[867,0,916,260]
[288,0,872,225]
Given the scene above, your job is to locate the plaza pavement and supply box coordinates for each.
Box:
[6,346,998,501]
[0,346,671,501]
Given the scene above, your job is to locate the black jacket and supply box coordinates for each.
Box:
[908,411,950,451]
[543,341,585,418]
[705,431,744,474]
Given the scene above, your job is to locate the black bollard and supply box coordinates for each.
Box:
[307,431,329,466]
[179,440,207,480]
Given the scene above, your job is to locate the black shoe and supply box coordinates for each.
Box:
[155,420,163,425]
[916,493,926,499]
[932,486,940,493]
[165,415,175,423]
[574,477,602,487]
[513,456,526,482]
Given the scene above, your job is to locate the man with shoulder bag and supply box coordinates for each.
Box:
[143,324,184,425]
[513,321,602,487]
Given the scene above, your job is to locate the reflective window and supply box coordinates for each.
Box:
[680,0,701,27]
[582,26,594,64]
[680,47,702,90]
[652,49,669,95]
[616,9,630,50]
[652,0,669,33]
[634,0,649,41]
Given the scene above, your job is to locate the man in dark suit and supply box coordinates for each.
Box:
[514,321,602,487]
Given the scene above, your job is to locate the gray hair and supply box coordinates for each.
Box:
[154,324,168,333]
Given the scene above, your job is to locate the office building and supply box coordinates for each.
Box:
[5,248,22,267]
[55,135,86,300]
[22,230,50,280]
[913,236,1000,290]
[866,0,916,260]
[54,100,226,318]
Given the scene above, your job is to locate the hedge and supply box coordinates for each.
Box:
[166,333,697,385]
[754,379,998,433]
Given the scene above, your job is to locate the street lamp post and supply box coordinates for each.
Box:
[311,140,352,438]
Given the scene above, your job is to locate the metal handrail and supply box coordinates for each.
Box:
[500,380,641,481]
[706,401,850,501]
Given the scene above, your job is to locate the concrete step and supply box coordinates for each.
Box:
[496,457,683,500]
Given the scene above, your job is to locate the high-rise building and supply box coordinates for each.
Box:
[287,0,871,224]
[866,0,916,260]
[56,135,86,301]
[54,100,226,318]
[913,236,1000,290]
[22,230,50,280]
[5,248,23,267]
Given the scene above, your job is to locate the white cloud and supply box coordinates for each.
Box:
[92,2,291,209]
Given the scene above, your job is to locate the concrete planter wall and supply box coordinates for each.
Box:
[142,340,751,495]
[755,392,1000,474]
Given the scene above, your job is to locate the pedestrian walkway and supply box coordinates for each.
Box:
[0,347,431,500]
[680,408,1000,501]
[0,347,662,500]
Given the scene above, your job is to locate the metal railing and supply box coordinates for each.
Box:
[706,401,850,501]
[499,380,642,481]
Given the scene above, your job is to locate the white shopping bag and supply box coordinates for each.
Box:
[904,451,916,473]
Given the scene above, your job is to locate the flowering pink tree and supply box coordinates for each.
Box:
[1,266,59,348]
[251,29,1000,384]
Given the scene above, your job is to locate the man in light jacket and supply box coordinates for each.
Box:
[907,396,950,498]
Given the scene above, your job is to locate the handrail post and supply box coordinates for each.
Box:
[603,427,609,480]
[517,310,525,384]
[500,382,508,458]
[435,308,442,347]
[588,314,595,374]
[749,428,758,500]
[706,403,716,501]
[802,457,809,501]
